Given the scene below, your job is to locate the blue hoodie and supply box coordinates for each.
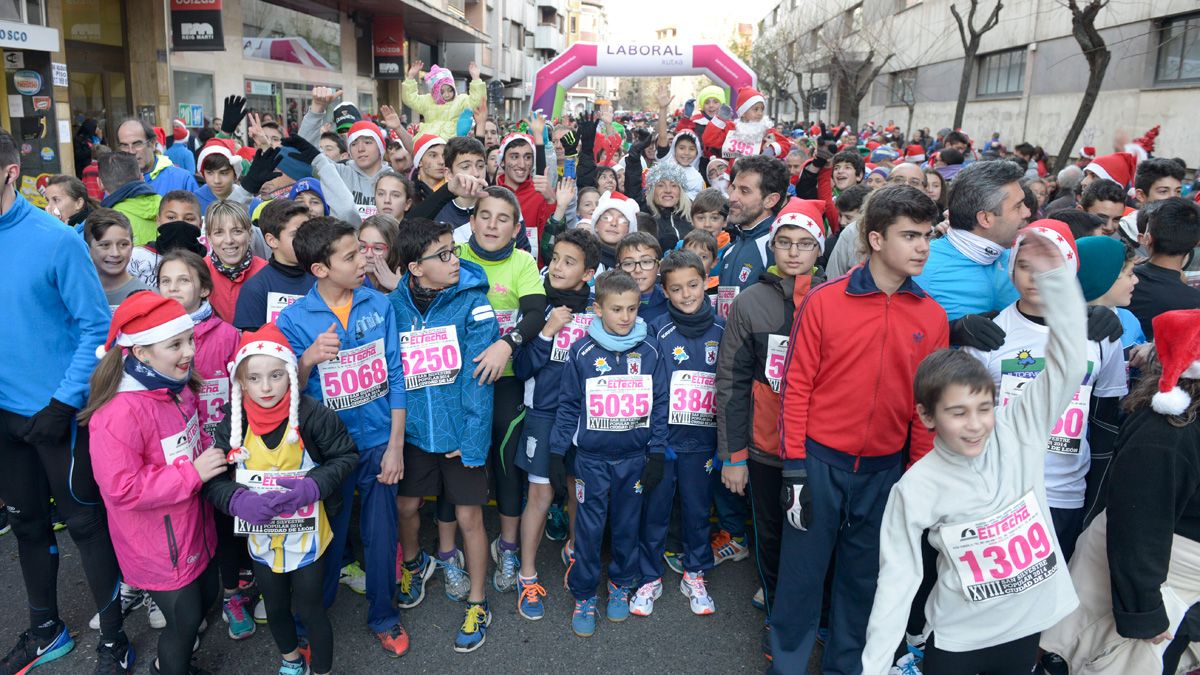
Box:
[277,285,406,450]
[914,236,1018,321]
[388,261,498,466]
[652,316,725,454]
[145,155,199,195]
[0,194,110,415]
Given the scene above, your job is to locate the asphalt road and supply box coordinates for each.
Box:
[0,505,823,673]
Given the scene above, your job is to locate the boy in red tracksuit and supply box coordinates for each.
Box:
[768,185,949,674]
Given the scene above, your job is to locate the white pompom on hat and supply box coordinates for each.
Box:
[1150,310,1200,416]
[226,324,301,462]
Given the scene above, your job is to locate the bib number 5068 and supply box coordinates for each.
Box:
[957,522,1053,583]
[588,392,650,418]
[323,361,388,397]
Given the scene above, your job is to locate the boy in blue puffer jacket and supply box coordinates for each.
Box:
[388,217,499,653]
[551,269,669,638]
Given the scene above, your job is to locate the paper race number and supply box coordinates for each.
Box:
[669,370,716,427]
[552,314,594,362]
[400,325,461,390]
[317,339,389,410]
[722,135,761,159]
[198,378,229,435]
[765,334,789,393]
[585,375,652,431]
[999,356,1094,455]
[716,285,739,319]
[233,469,320,536]
[496,309,517,336]
[266,292,302,324]
[160,414,201,467]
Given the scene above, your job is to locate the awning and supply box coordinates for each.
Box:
[0,21,60,52]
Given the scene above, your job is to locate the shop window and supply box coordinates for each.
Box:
[173,71,214,128]
[63,0,122,46]
[1155,12,1200,84]
[242,0,341,70]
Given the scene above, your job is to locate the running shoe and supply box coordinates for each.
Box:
[710,529,749,565]
[253,597,267,625]
[48,499,66,532]
[397,550,435,609]
[751,586,766,611]
[221,593,256,640]
[890,653,922,675]
[680,571,716,615]
[0,623,75,674]
[436,549,471,602]
[338,562,367,595]
[94,636,134,675]
[662,550,685,575]
[606,581,631,622]
[517,576,547,620]
[375,623,409,658]
[278,655,307,675]
[1040,653,1067,675]
[489,538,519,593]
[147,597,166,629]
[572,597,598,637]
[629,578,662,617]
[453,602,491,653]
[545,503,569,541]
[0,508,10,536]
[90,582,147,630]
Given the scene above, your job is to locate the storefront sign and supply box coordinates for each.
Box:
[170,0,224,51]
[13,69,41,94]
[0,21,60,52]
[246,80,274,96]
[51,62,66,86]
[372,17,404,80]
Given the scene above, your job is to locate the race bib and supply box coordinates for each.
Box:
[716,285,739,319]
[526,226,539,257]
[722,135,761,159]
[233,469,320,536]
[356,204,378,218]
[585,375,652,431]
[161,414,201,467]
[317,338,389,411]
[939,491,1059,602]
[266,292,302,324]
[198,378,229,435]
[669,370,716,427]
[496,309,518,336]
[1000,356,1094,456]
[765,334,789,393]
[400,325,461,390]
[552,314,594,362]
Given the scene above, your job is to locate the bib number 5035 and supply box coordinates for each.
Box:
[588,392,650,418]
[323,360,388,397]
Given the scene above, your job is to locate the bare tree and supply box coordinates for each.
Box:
[950,0,1004,129]
[820,37,893,131]
[795,72,828,125]
[1051,0,1111,174]
[750,31,797,120]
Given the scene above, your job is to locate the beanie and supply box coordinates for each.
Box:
[644,160,688,193]
[156,221,206,257]
[275,145,313,181]
[288,177,330,215]
[425,65,456,105]
[1074,236,1126,302]
[226,324,301,462]
[696,84,727,107]
[98,291,192,358]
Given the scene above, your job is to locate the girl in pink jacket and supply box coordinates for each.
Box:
[82,292,230,675]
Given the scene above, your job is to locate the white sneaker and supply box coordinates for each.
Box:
[90,582,146,630]
[254,596,268,624]
[146,596,166,629]
[752,586,766,611]
[680,571,716,615]
[629,578,662,617]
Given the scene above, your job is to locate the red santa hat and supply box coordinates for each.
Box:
[1079,146,1097,160]
[226,324,301,462]
[97,291,193,358]
[172,118,189,143]
[499,132,535,161]
[735,86,765,119]
[1009,219,1079,280]
[197,138,239,172]
[347,120,386,157]
[1150,310,1200,416]
[411,134,447,173]
[904,144,926,163]
[1134,125,1161,155]
[153,126,166,150]
[770,198,827,253]
[592,191,640,231]
[1085,152,1137,189]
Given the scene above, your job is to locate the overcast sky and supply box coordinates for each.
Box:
[598,0,776,42]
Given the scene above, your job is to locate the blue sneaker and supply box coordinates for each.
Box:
[222,593,256,640]
[453,602,491,653]
[545,503,569,541]
[517,576,547,620]
[277,654,307,675]
[662,550,685,575]
[0,623,75,673]
[572,597,597,637]
[606,581,631,622]
[397,550,435,609]
[490,538,520,593]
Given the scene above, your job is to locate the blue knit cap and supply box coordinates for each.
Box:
[276,145,313,182]
[288,177,329,215]
[1075,236,1126,302]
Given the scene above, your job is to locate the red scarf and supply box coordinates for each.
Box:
[243,392,291,437]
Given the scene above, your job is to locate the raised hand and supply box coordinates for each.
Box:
[407,59,424,81]
[379,104,403,131]
[310,86,343,114]
[468,61,481,80]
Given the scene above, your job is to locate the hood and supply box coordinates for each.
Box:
[668,130,702,171]
[496,172,532,195]
[193,313,223,340]
[101,180,158,209]
[147,154,176,180]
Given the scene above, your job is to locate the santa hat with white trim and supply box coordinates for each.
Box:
[226,324,302,462]
[734,86,765,119]
[97,291,193,359]
[197,138,241,174]
[1008,219,1079,280]
[593,191,640,231]
[172,118,189,143]
[1150,310,1200,415]
[904,144,926,163]
[1085,152,1136,189]
[411,133,447,174]
[770,198,827,253]
[347,120,386,158]
[499,132,535,161]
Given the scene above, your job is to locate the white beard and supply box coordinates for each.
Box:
[733,116,774,143]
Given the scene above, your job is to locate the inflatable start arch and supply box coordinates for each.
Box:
[532,42,757,119]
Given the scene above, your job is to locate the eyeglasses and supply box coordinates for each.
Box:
[118,139,147,152]
[619,258,659,272]
[889,176,927,188]
[773,239,820,252]
[358,241,390,255]
[418,248,459,264]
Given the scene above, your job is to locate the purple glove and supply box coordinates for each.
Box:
[228,489,277,525]
[266,477,321,516]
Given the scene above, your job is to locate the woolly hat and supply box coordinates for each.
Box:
[498,132,534,161]
[332,102,362,134]
[411,134,447,175]
[866,166,890,181]
[644,160,688,192]
[97,291,192,358]
[735,86,765,119]
[156,221,206,257]
[770,198,827,253]
[1074,235,1126,302]
[1085,152,1136,189]
[1009,219,1079,280]
[288,177,329,215]
[275,145,313,182]
[696,84,727,106]
[198,138,239,173]
[1150,309,1200,415]
[870,145,900,164]
[226,324,302,462]
[1134,125,1160,155]
[904,144,926,163]
[593,191,640,230]
[172,118,189,143]
[347,120,386,158]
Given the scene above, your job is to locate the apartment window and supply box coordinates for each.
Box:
[1156,12,1200,83]
[976,47,1025,96]
[890,69,916,105]
[844,4,863,37]
[569,16,577,33]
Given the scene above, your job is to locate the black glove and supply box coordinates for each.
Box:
[639,454,665,495]
[220,95,248,135]
[578,112,598,153]
[1086,305,1123,343]
[949,313,1006,351]
[241,148,283,196]
[781,463,812,531]
[20,398,77,447]
[549,453,567,498]
[281,135,320,165]
[560,129,578,158]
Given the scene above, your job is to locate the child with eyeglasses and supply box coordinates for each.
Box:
[616,231,670,325]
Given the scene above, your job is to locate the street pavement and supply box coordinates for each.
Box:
[0,505,824,673]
